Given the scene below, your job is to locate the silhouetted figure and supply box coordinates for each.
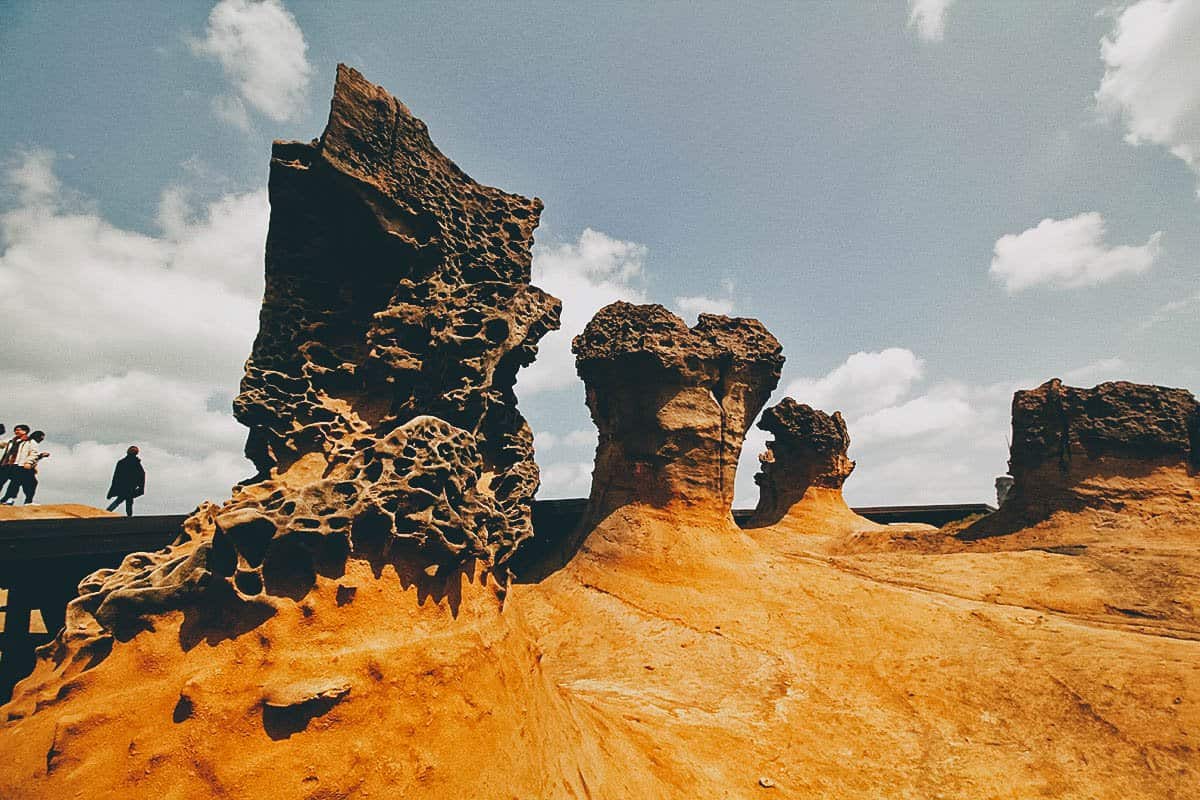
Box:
[0,424,32,505]
[1,430,49,505]
[106,446,145,517]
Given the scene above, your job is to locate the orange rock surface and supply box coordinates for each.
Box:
[0,504,117,521]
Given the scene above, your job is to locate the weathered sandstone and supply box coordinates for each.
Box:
[3,70,1200,800]
[745,397,876,532]
[980,379,1199,527]
[3,63,561,718]
[571,302,783,519]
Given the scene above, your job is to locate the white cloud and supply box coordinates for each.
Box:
[1097,0,1200,177]
[675,294,734,318]
[782,348,924,420]
[1139,290,1200,331]
[5,148,61,205]
[537,460,594,499]
[519,228,647,395]
[0,149,265,513]
[211,95,253,132]
[908,0,957,42]
[191,0,312,125]
[989,212,1161,292]
[852,385,977,446]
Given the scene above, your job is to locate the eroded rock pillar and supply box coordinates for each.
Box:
[572,302,783,519]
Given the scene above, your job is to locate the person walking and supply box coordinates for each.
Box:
[0,425,33,504]
[0,430,49,505]
[106,446,145,516]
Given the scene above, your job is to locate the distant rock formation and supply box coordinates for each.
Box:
[14,64,561,691]
[962,379,1200,538]
[745,398,875,532]
[572,302,783,519]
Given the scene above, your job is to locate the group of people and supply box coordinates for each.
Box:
[0,424,147,516]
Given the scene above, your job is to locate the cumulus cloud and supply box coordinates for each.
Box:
[518,228,647,395]
[0,149,265,512]
[1097,0,1200,177]
[782,348,925,420]
[737,348,998,508]
[852,385,977,446]
[538,461,594,498]
[989,212,1161,292]
[736,348,1155,509]
[191,0,312,125]
[907,0,957,42]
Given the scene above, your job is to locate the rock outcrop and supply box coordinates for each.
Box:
[745,398,875,532]
[571,302,783,519]
[9,64,560,703]
[4,69,1200,800]
[1000,379,1199,517]
[956,379,1200,543]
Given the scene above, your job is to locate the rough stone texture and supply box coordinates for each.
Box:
[1010,379,1199,475]
[745,398,867,530]
[1002,379,1199,515]
[23,65,560,667]
[5,70,1200,800]
[572,302,783,517]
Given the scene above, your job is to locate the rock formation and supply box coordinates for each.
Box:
[4,70,1200,800]
[970,379,1199,532]
[571,302,783,519]
[744,397,876,532]
[2,63,560,729]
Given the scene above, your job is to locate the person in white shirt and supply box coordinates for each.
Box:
[1,430,49,504]
[0,425,33,503]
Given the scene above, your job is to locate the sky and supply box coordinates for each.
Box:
[0,0,1197,514]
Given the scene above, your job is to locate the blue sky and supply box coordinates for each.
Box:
[1,0,1197,513]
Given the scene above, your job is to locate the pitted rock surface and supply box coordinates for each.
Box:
[44,65,560,653]
[1010,379,1199,476]
[572,302,783,516]
[747,398,856,527]
[966,379,1200,532]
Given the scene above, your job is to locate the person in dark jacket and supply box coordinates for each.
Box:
[106,446,145,516]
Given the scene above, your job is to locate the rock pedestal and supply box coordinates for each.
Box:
[572,302,783,519]
[745,398,873,532]
[958,379,1200,542]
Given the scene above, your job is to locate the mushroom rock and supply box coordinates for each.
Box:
[744,397,877,533]
[571,302,784,521]
[963,379,1200,538]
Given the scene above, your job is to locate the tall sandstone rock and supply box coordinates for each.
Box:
[1004,379,1198,516]
[745,398,875,533]
[571,302,783,520]
[0,67,583,799]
